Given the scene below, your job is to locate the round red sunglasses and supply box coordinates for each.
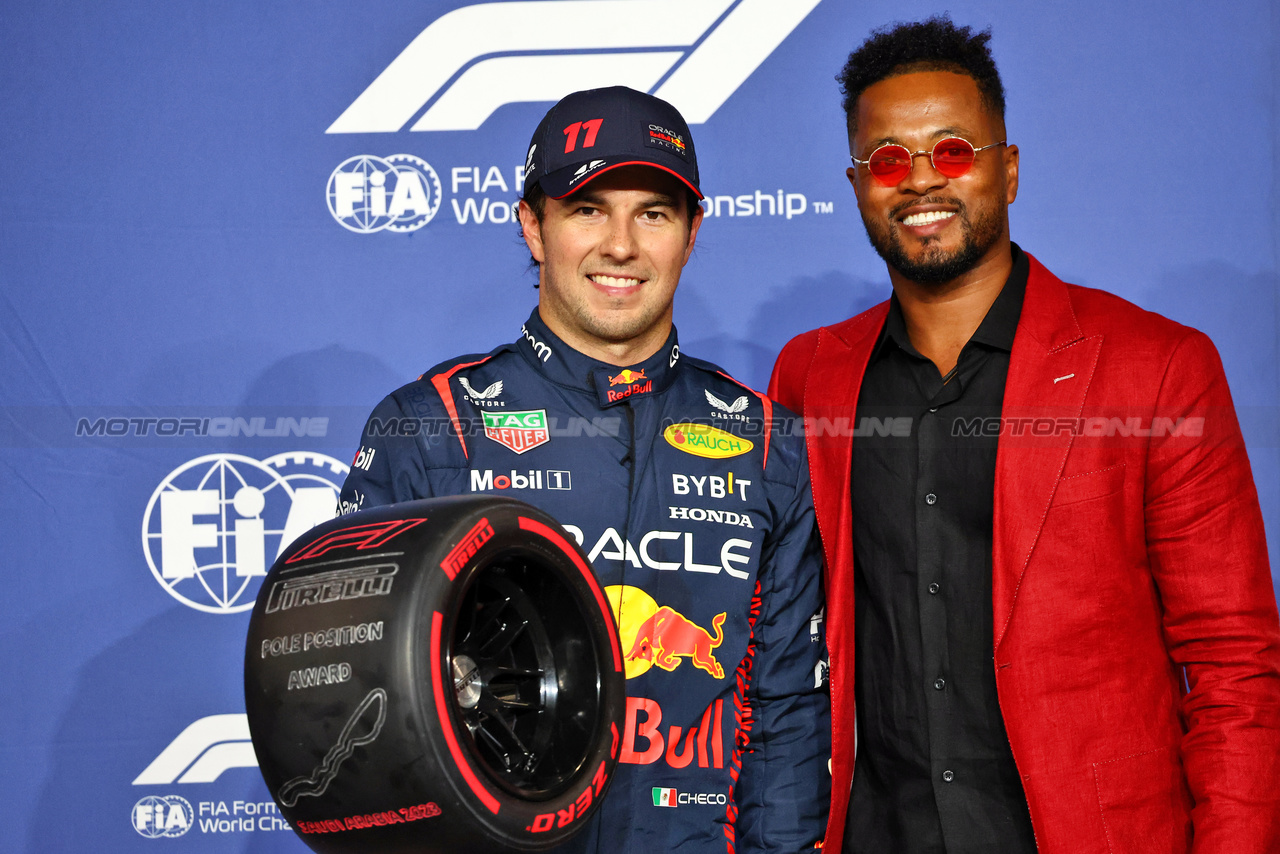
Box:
[851,137,1006,186]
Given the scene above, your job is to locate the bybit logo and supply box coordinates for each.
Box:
[326,0,823,133]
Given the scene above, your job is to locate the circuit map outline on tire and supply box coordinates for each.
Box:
[245,495,625,853]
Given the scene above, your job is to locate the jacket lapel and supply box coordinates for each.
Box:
[802,304,887,830]
[992,255,1101,649]
[805,306,889,586]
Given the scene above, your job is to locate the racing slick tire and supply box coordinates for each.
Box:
[244,495,625,854]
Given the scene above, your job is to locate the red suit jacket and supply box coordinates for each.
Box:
[769,253,1280,853]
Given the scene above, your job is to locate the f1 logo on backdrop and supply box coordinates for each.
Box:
[134,715,255,786]
[141,452,349,614]
[326,0,823,134]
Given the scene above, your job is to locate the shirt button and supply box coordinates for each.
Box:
[928,582,940,594]
[925,493,937,505]
[934,678,946,690]
[942,770,955,783]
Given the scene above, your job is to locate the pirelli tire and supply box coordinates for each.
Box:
[244,495,625,854]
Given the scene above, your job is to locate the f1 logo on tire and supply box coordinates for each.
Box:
[326,0,823,133]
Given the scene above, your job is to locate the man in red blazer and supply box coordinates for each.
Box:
[769,17,1280,854]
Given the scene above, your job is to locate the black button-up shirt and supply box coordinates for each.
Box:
[844,246,1038,853]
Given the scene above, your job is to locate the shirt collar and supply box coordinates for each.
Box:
[968,243,1028,351]
[871,242,1029,361]
[514,309,682,407]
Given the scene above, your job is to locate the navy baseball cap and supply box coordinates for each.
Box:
[524,86,702,200]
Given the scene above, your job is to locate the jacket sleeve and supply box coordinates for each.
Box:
[732,436,830,852]
[1143,330,1280,851]
[338,392,434,513]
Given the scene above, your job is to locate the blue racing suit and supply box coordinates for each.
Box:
[340,309,830,853]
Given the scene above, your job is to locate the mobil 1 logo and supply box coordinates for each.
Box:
[470,469,572,492]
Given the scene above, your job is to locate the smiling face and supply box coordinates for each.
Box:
[847,69,1018,287]
[520,165,702,364]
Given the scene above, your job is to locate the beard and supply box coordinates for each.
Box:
[861,196,1005,286]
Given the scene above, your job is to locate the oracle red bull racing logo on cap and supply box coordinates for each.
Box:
[647,125,687,155]
[482,409,549,454]
[663,423,752,459]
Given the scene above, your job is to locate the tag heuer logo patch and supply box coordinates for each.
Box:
[482,409,549,454]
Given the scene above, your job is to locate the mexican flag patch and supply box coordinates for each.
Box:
[652,787,677,808]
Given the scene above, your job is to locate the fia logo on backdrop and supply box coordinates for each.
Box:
[141,452,348,614]
[132,795,193,838]
[326,154,442,233]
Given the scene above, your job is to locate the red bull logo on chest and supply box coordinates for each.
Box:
[627,607,726,679]
[606,585,729,681]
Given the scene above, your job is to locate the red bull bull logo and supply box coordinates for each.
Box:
[606,585,732,681]
[609,369,646,386]
[626,607,726,680]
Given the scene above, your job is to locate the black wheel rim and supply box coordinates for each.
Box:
[448,548,602,799]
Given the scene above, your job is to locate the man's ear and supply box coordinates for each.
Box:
[682,202,704,265]
[846,166,860,201]
[518,200,545,264]
[1003,143,1019,205]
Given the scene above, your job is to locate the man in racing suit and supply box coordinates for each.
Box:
[339,86,830,853]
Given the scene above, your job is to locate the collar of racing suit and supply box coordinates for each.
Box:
[515,309,683,408]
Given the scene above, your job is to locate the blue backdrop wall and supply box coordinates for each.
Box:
[2,1,1277,850]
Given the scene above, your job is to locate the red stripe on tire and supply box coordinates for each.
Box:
[430,611,500,814]
[516,516,623,672]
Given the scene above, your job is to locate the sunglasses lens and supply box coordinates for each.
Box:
[868,146,911,184]
[932,138,976,177]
